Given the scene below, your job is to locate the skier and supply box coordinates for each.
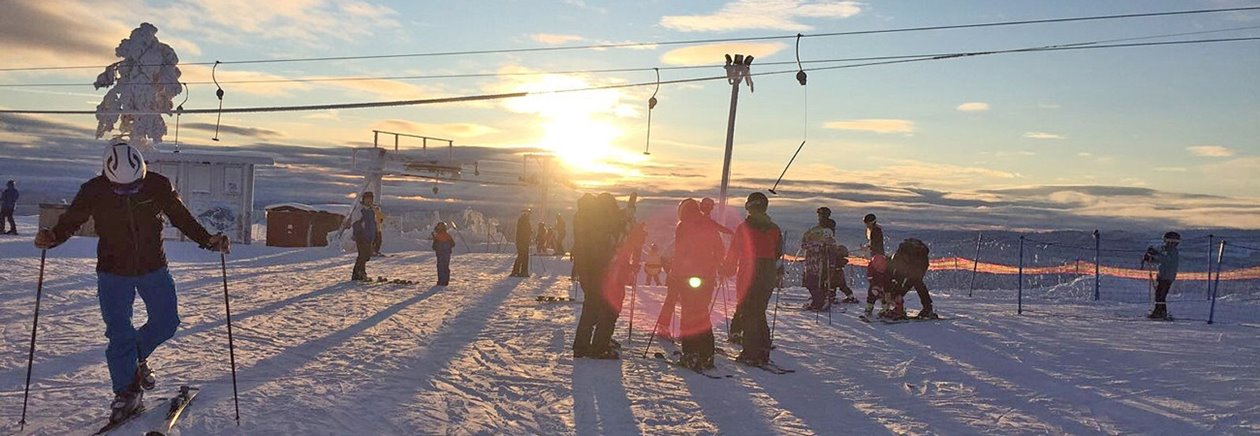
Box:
[572,194,621,358]
[656,199,698,340]
[673,199,725,370]
[1,179,17,235]
[351,192,377,281]
[861,213,886,316]
[644,243,664,286]
[554,213,567,255]
[886,238,934,320]
[536,222,550,255]
[698,197,733,235]
[800,211,835,311]
[33,141,230,424]
[510,209,532,277]
[1144,231,1181,320]
[822,218,858,304]
[722,192,782,366]
[432,222,455,286]
[862,213,885,257]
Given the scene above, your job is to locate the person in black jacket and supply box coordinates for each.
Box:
[34,141,229,424]
[1,179,18,234]
[510,209,532,277]
[351,192,377,281]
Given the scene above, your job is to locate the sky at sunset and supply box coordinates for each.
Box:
[2,0,1259,229]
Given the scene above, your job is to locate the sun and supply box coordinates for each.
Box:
[505,75,645,174]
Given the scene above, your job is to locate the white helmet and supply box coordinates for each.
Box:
[103,141,147,184]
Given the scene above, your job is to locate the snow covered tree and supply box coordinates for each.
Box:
[93,23,182,152]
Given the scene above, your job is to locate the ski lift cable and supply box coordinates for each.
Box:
[2,37,1258,116]
[5,24,1259,89]
[768,34,811,196]
[1,6,1256,73]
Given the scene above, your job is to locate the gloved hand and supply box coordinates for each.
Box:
[206,233,231,253]
[33,228,56,249]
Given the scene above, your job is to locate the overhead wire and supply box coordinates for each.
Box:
[1,36,1258,116]
[0,5,1256,73]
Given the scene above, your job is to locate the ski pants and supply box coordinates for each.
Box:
[436,252,451,285]
[804,271,828,309]
[98,267,180,393]
[736,261,777,362]
[891,277,932,311]
[573,269,616,353]
[511,245,530,276]
[678,277,716,362]
[1154,279,1173,311]
[0,208,14,233]
[353,239,372,280]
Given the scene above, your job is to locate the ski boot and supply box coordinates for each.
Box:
[589,347,620,360]
[842,296,860,304]
[136,359,156,391]
[108,388,144,424]
[863,303,874,317]
[914,308,939,320]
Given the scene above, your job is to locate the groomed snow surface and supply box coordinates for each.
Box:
[2,229,1258,434]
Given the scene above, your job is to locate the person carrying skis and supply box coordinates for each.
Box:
[722,192,782,366]
[432,222,456,286]
[351,192,377,281]
[510,208,532,277]
[1144,231,1181,320]
[33,141,230,424]
[673,199,725,370]
[1,179,17,235]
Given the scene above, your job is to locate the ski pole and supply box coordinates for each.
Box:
[220,252,241,425]
[627,270,637,347]
[770,274,782,346]
[18,249,47,431]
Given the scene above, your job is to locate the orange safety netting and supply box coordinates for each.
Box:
[780,255,1260,281]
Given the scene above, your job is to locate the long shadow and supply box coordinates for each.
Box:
[672,361,781,435]
[573,361,637,435]
[739,355,891,434]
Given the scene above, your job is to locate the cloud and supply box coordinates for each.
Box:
[823,119,915,134]
[1038,103,1061,109]
[1077,152,1093,157]
[1187,145,1235,157]
[1024,132,1064,140]
[660,43,786,66]
[180,122,285,139]
[956,102,990,112]
[661,0,861,32]
[371,120,499,138]
[156,0,402,46]
[0,2,154,70]
[1154,167,1187,172]
[531,33,584,45]
[178,65,312,97]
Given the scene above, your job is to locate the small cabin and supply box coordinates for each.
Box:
[149,150,274,244]
[264,203,349,247]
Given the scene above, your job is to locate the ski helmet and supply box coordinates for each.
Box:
[700,197,715,214]
[816,207,831,218]
[1163,231,1181,244]
[863,213,877,224]
[102,141,146,185]
[678,198,699,221]
[744,192,768,212]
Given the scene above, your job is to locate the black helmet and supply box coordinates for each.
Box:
[816,207,831,217]
[745,192,768,212]
[1163,231,1181,243]
[863,213,877,224]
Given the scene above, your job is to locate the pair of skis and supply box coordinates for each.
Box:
[93,385,199,436]
[713,348,796,375]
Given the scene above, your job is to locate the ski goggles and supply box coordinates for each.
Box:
[110,180,143,196]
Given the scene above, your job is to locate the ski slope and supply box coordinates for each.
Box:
[1,228,1258,435]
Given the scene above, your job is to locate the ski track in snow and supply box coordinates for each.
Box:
[1,233,1258,435]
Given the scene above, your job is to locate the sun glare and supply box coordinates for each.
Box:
[507,75,645,176]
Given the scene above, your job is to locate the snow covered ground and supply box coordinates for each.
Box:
[2,220,1258,435]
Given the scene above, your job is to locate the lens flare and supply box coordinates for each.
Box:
[688,277,702,288]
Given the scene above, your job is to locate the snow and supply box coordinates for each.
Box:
[2,213,1258,435]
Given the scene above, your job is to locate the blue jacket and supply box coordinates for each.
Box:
[1148,244,1180,281]
[352,206,377,244]
[1,186,17,211]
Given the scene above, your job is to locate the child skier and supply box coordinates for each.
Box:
[351,192,377,281]
[822,218,858,304]
[1144,231,1181,320]
[34,141,230,424]
[1,179,18,234]
[644,243,664,286]
[432,222,455,286]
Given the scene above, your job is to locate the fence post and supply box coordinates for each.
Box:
[1093,229,1101,301]
[1206,234,1214,300]
[1018,235,1024,315]
[969,232,982,297]
[1208,240,1226,325]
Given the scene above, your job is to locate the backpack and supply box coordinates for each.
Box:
[889,238,930,281]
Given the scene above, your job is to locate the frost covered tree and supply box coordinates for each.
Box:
[93,23,182,151]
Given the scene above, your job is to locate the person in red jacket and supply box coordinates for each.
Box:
[673,199,726,369]
[722,192,782,367]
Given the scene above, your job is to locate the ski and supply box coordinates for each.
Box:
[91,397,170,435]
[144,385,200,436]
[535,295,579,303]
[652,351,730,379]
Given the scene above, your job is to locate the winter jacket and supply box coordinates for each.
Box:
[49,173,213,276]
[671,217,724,283]
[516,214,532,249]
[432,231,455,255]
[866,224,885,257]
[1,186,17,211]
[352,206,376,244]
[724,212,782,292]
[1147,244,1180,281]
